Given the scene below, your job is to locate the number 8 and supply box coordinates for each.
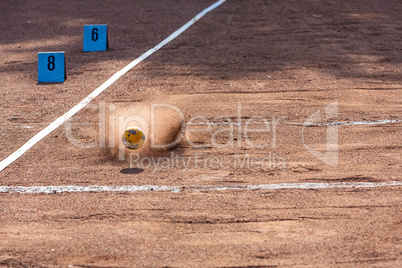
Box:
[47,55,55,71]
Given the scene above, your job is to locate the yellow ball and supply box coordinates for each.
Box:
[122,127,146,150]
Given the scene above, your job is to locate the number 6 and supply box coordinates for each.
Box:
[92,28,99,41]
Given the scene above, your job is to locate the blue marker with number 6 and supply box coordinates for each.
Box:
[38,52,66,83]
[83,25,108,52]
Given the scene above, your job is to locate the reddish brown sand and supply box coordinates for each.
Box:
[0,0,401,266]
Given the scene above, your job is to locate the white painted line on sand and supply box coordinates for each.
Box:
[4,118,400,128]
[288,119,402,127]
[187,119,402,126]
[0,0,227,173]
[0,181,400,194]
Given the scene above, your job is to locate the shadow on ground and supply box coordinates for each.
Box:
[120,168,144,174]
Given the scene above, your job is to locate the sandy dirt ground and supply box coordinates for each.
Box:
[0,0,401,266]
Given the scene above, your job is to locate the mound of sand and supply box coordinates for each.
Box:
[104,99,184,161]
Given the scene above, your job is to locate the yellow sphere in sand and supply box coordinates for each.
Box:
[122,127,146,150]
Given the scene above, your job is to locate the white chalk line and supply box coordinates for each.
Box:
[287,119,402,127]
[0,0,227,173]
[187,119,402,126]
[0,181,400,194]
[5,118,401,129]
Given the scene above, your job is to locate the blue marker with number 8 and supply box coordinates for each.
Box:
[83,25,108,52]
[38,52,66,83]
